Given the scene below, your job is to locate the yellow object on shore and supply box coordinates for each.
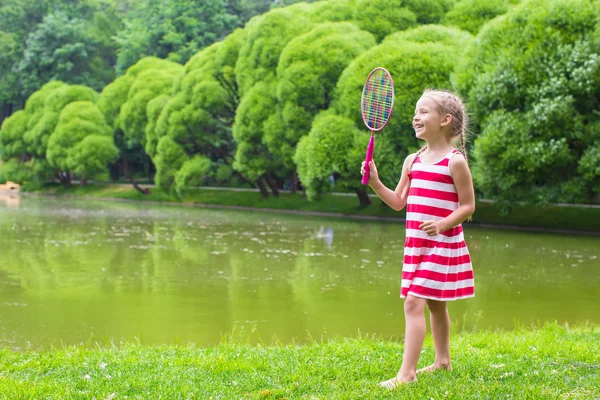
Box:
[0,181,20,191]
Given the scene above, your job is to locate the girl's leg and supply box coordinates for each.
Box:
[381,295,427,388]
[397,294,427,381]
[417,299,452,373]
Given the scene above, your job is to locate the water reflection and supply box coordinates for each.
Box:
[0,198,599,350]
[315,226,334,248]
[0,192,19,208]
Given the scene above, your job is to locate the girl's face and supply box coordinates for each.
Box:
[413,96,447,140]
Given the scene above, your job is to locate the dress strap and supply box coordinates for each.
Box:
[444,149,459,160]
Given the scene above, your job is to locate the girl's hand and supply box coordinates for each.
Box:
[419,220,441,236]
[360,160,379,184]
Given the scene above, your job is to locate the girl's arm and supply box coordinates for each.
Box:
[362,154,416,211]
[419,154,476,236]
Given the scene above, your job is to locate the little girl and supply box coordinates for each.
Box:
[360,89,475,388]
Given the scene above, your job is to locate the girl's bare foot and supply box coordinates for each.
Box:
[380,374,417,389]
[416,363,452,374]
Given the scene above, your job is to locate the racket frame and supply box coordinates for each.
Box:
[360,67,395,185]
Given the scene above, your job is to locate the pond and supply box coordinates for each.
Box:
[1,196,598,350]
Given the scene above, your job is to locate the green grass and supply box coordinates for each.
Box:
[28,183,600,233]
[0,324,598,399]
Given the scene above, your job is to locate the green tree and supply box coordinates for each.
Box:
[0,0,56,120]
[0,81,70,185]
[118,57,183,148]
[454,0,600,203]
[348,0,418,41]
[443,0,521,34]
[98,57,182,192]
[233,4,314,195]
[16,10,117,98]
[313,25,472,204]
[232,81,283,197]
[114,0,240,74]
[294,111,366,202]
[0,82,114,186]
[309,0,453,39]
[264,22,376,190]
[234,3,314,96]
[46,100,118,184]
[150,29,246,194]
[0,0,124,124]
[22,81,68,158]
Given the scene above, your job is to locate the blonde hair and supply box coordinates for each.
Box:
[412,89,470,167]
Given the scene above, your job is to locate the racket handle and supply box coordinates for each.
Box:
[361,133,375,185]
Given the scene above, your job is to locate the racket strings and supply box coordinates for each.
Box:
[362,70,394,131]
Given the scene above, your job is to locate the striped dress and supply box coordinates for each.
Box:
[401,149,475,301]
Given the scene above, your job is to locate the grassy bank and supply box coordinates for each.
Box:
[27,183,600,233]
[0,324,598,399]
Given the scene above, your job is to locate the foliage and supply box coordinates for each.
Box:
[174,155,212,194]
[0,110,29,159]
[117,57,183,148]
[323,25,473,195]
[233,81,281,182]
[16,9,119,99]
[46,100,118,180]
[455,0,600,203]
[443,0,521,34]
[309,0,453,40]
[153,136,188,191]
[114,0,240,73]
[150,29,245,191]
[0,0,58,111]
[349,0,418,42]
[234,4,314,97]
[268,22,376,170]
[294,111,365,200]
[0,81,102,185]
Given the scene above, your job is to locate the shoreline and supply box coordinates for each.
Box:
[18,189,600,236]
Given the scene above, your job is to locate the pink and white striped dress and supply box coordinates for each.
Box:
[402,149,475,301]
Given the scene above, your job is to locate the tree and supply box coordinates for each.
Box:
[308,0,453,42]
[114,0,240,74]
[0,81,74,186]
[150,29,246,194]
[234,3,314,96]
[454,0,600,204]
[0,0,57,120]
[118,57,183,148]
[16,11,116,98]
[98,57,183,192]
[46,101,118,184]
[232,4,314,195]
[264,22,376,191]
[0,81,116,186]
[294,111,367,203]
[348,0,418,41]
[443,0,521,34]
[232,81,282,197]
[314,25,473,205]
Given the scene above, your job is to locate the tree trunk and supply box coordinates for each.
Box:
[57,172,71,187]
[265,174,279,197]
[291,170,299,194]
[355,187,372,206]
[235,171,253,187]
[80,177,88,186]
[256,177,269,198]
[123,153,150,194]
